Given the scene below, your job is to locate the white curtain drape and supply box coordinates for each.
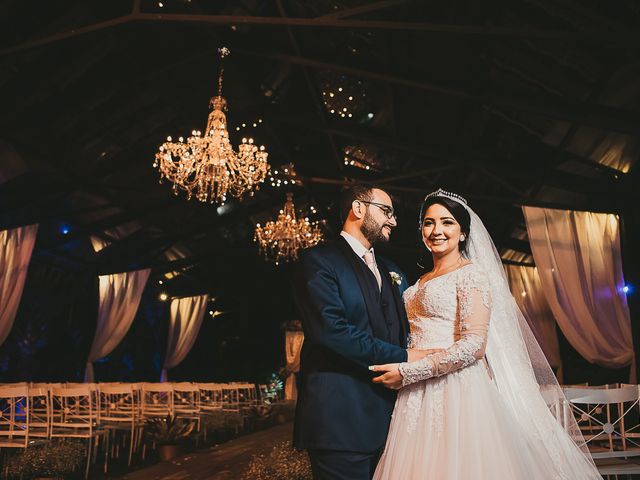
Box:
[284,330,304,400]
[504,264,562,377]
[0,225,38,346]
[85,268,150,382]
[161,294,208,382]
[523,207,634,374]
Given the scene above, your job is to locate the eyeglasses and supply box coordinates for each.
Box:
[357,200,396,220]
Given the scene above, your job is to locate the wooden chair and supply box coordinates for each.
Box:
[221,384,240,412]
[99,383,142,467]
[26,386,51,442]
[51,385,104,479]
[199,383,224,412]
[172,382,201,444]
[140,383,173,419]
[564,384,640,477]
[0,385,29,449]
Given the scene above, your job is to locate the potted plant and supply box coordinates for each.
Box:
[272,400,296,424]
[202,409,242,443]
[244,403,273,432]
[145,414,195,461]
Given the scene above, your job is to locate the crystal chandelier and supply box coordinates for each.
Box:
[154,47,269,204]
[254,193,324,264]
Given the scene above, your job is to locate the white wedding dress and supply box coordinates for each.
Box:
[373,263,602,479]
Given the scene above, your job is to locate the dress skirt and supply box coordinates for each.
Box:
[373,362,572,480]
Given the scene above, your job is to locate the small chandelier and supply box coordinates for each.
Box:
[254,193,324,264]
[154,47,269,204]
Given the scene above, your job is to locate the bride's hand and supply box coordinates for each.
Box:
[369,364,403,390]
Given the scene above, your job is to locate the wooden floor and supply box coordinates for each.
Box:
[111,422,294,480]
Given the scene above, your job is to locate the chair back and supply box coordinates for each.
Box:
[99,383,137,423]
[0,385,29,448]
[140,383,173,419]
[172,383,200,416]
[50,385,96,439]
[198,383,224,411]
[563,384,640,458]
[27,386,50,439]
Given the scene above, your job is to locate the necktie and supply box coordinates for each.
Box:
[363,250,382,290]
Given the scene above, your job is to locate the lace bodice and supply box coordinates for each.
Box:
[398,263,492,386]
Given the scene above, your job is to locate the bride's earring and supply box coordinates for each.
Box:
[459,235,466,242]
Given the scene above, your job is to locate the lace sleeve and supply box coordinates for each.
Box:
[398,267,492,386]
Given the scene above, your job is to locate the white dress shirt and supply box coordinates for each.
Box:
[340,231,376,265]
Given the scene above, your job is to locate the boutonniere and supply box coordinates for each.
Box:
[389,271,402,286]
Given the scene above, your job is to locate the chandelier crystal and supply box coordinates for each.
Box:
[153,47,269,204]
[254,193,324,264]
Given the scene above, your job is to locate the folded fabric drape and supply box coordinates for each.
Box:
[523,207,633,375]
[161,294,208,382]
[85,269,150,382]
[284,330,304,400]
[0,225,38,346]
[504,264,562,376]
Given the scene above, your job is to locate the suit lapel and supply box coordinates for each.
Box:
[335,237,388,339]
[377,260,410,348]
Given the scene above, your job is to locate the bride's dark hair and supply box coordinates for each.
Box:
[417,196,471,268]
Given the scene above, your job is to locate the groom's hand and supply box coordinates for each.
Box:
[407,348,444,362]
[369,364,403,390]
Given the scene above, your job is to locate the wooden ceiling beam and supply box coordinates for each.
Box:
[3,8,638,57]
[90,192,283,274]
[270,115,616,198]
[318,0,410,20]
[300,175,617,213]
[276,0,344,173]
[501,258,536,268]
[239,50,640,135]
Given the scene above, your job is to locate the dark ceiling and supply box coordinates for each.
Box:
[1,0,640,297]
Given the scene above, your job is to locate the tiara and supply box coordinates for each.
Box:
[423,188,467,205]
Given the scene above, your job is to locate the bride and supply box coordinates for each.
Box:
[370,189,601,479]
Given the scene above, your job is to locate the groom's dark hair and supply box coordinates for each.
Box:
[339,184,388,223]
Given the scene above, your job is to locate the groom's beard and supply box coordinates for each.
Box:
[361,212,391,245]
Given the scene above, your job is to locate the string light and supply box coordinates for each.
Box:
[319,71,370,120]
[269,163,302,188]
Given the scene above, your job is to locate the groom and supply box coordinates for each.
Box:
[293,184,418,479]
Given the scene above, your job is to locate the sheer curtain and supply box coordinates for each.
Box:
[0,225,38,346]
[504,264,562,379]
[523,207,634,375]
[161,294,208,382]
[284,330,304,400]
[85,269,150,382]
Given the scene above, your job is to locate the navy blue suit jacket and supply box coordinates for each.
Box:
[293,237,410,452]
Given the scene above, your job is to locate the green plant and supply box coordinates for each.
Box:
[3,439,85,479]
[246,403,272,419]
[202,409,243,431]
[242,441,312,480]
[271,400,296,417]
[263,373,284,404]
[144,414,195,445]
